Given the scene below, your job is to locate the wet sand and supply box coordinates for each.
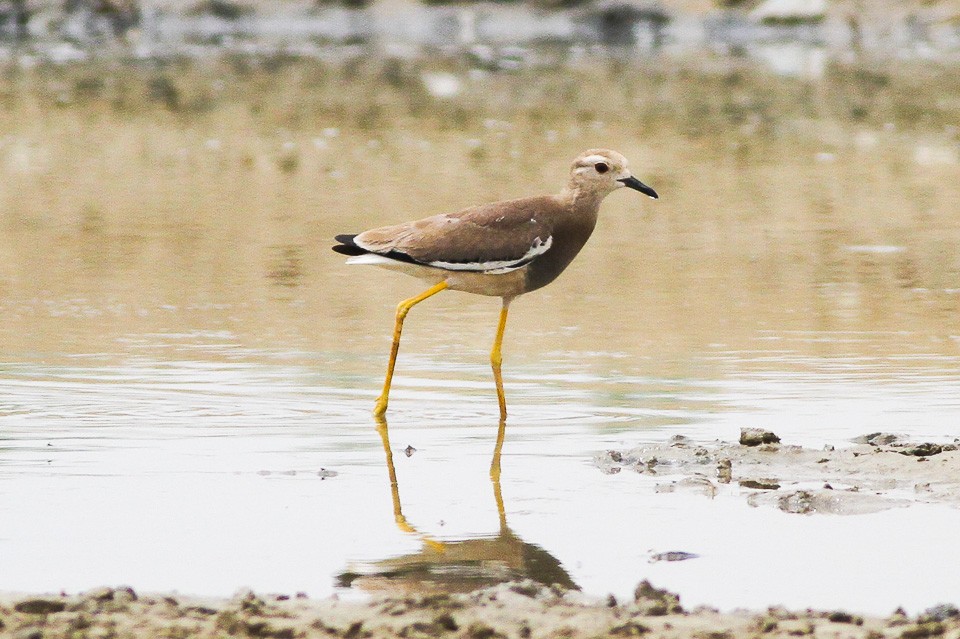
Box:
[594,431,960,514]
[2,581,958,639]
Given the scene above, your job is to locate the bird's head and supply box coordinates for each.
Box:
[568,149,659,200]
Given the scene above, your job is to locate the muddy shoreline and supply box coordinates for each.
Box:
[2,583,958,639]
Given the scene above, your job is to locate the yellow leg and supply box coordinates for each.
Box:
[374,281,448,417]
[490,301,510,421]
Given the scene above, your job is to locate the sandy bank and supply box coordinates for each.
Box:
[2,583,959,639]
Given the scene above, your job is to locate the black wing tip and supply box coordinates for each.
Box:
[332,233,427,267]
[333,234,367,256]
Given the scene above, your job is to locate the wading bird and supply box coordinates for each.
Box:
[333,149,658,420]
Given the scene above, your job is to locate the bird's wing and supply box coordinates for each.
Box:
[354,195,561,273]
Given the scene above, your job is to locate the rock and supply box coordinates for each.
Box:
[739,479,781,490]
[633,580,683,616]
[919,604,960,623]
[232,588,264,613]
[595,451,625,475]
[464,622,504,639]
[755,616,778,633]
[740,428,780,446]
[888,608,911,627]
[114,586,138,603]
[852,433,901,446]
[404,445,416,457]
[242,620,297,639]
[14,598,66,615]
[507,582,543,598]
[899,443,943,457]
[826,611,862,624]
[610,621,651,635]
[399,614,460,638]
[716,458,732,483]
[433,613,459,632]
[83,587,115,602]
[899,622,945,639]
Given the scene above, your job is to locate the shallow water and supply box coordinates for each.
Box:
[3,66,960,613]
[3,348,960,614]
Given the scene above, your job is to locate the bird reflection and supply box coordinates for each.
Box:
[336,418,577,594]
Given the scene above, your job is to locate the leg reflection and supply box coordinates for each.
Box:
[491,418,507,534]
[375,415,445,550]
[345,416,577,594]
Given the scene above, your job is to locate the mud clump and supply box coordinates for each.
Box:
[598,433,960,513]
[13,598,67,615]
[740,428,781,447]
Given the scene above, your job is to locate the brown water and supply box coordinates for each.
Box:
[2,58,960,612]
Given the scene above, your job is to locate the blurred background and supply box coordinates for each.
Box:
[2,0,960,362]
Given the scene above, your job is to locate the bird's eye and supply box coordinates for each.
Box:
[594,162,609,174]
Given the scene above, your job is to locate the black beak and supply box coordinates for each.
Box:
[619,176,659,199]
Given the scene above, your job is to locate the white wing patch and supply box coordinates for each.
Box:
[429,235,553,274]
[345,254,397,266]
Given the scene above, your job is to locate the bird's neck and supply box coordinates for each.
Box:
[559,185,607,215]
